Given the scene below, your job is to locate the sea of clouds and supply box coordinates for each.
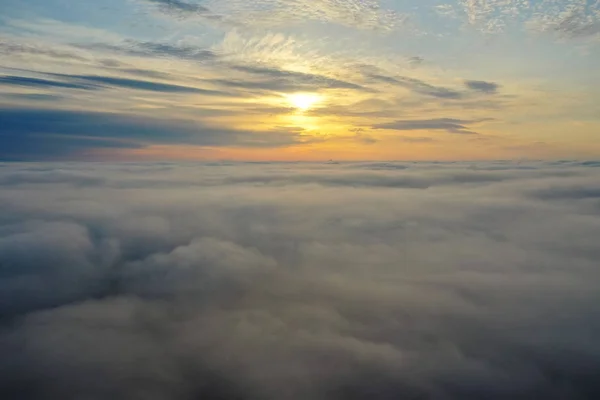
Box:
[1,161,600,399]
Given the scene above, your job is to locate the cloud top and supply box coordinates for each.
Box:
[1,161,600,399]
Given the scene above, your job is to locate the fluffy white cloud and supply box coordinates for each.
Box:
[1,161,600,399]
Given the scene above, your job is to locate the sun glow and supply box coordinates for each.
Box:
[287,93,322,111]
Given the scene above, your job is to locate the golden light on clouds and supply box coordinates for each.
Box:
[2,0,599,161]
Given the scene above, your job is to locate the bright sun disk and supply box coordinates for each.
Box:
[287,93,321,111]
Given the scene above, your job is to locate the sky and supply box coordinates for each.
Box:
[2,2,600,396]
[1,0,600,161]
[1,160,600,399]
[0,0,600,161]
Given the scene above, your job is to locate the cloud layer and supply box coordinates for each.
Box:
[1,161,600,399]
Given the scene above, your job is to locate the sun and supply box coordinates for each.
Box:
[287,93,322,111]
